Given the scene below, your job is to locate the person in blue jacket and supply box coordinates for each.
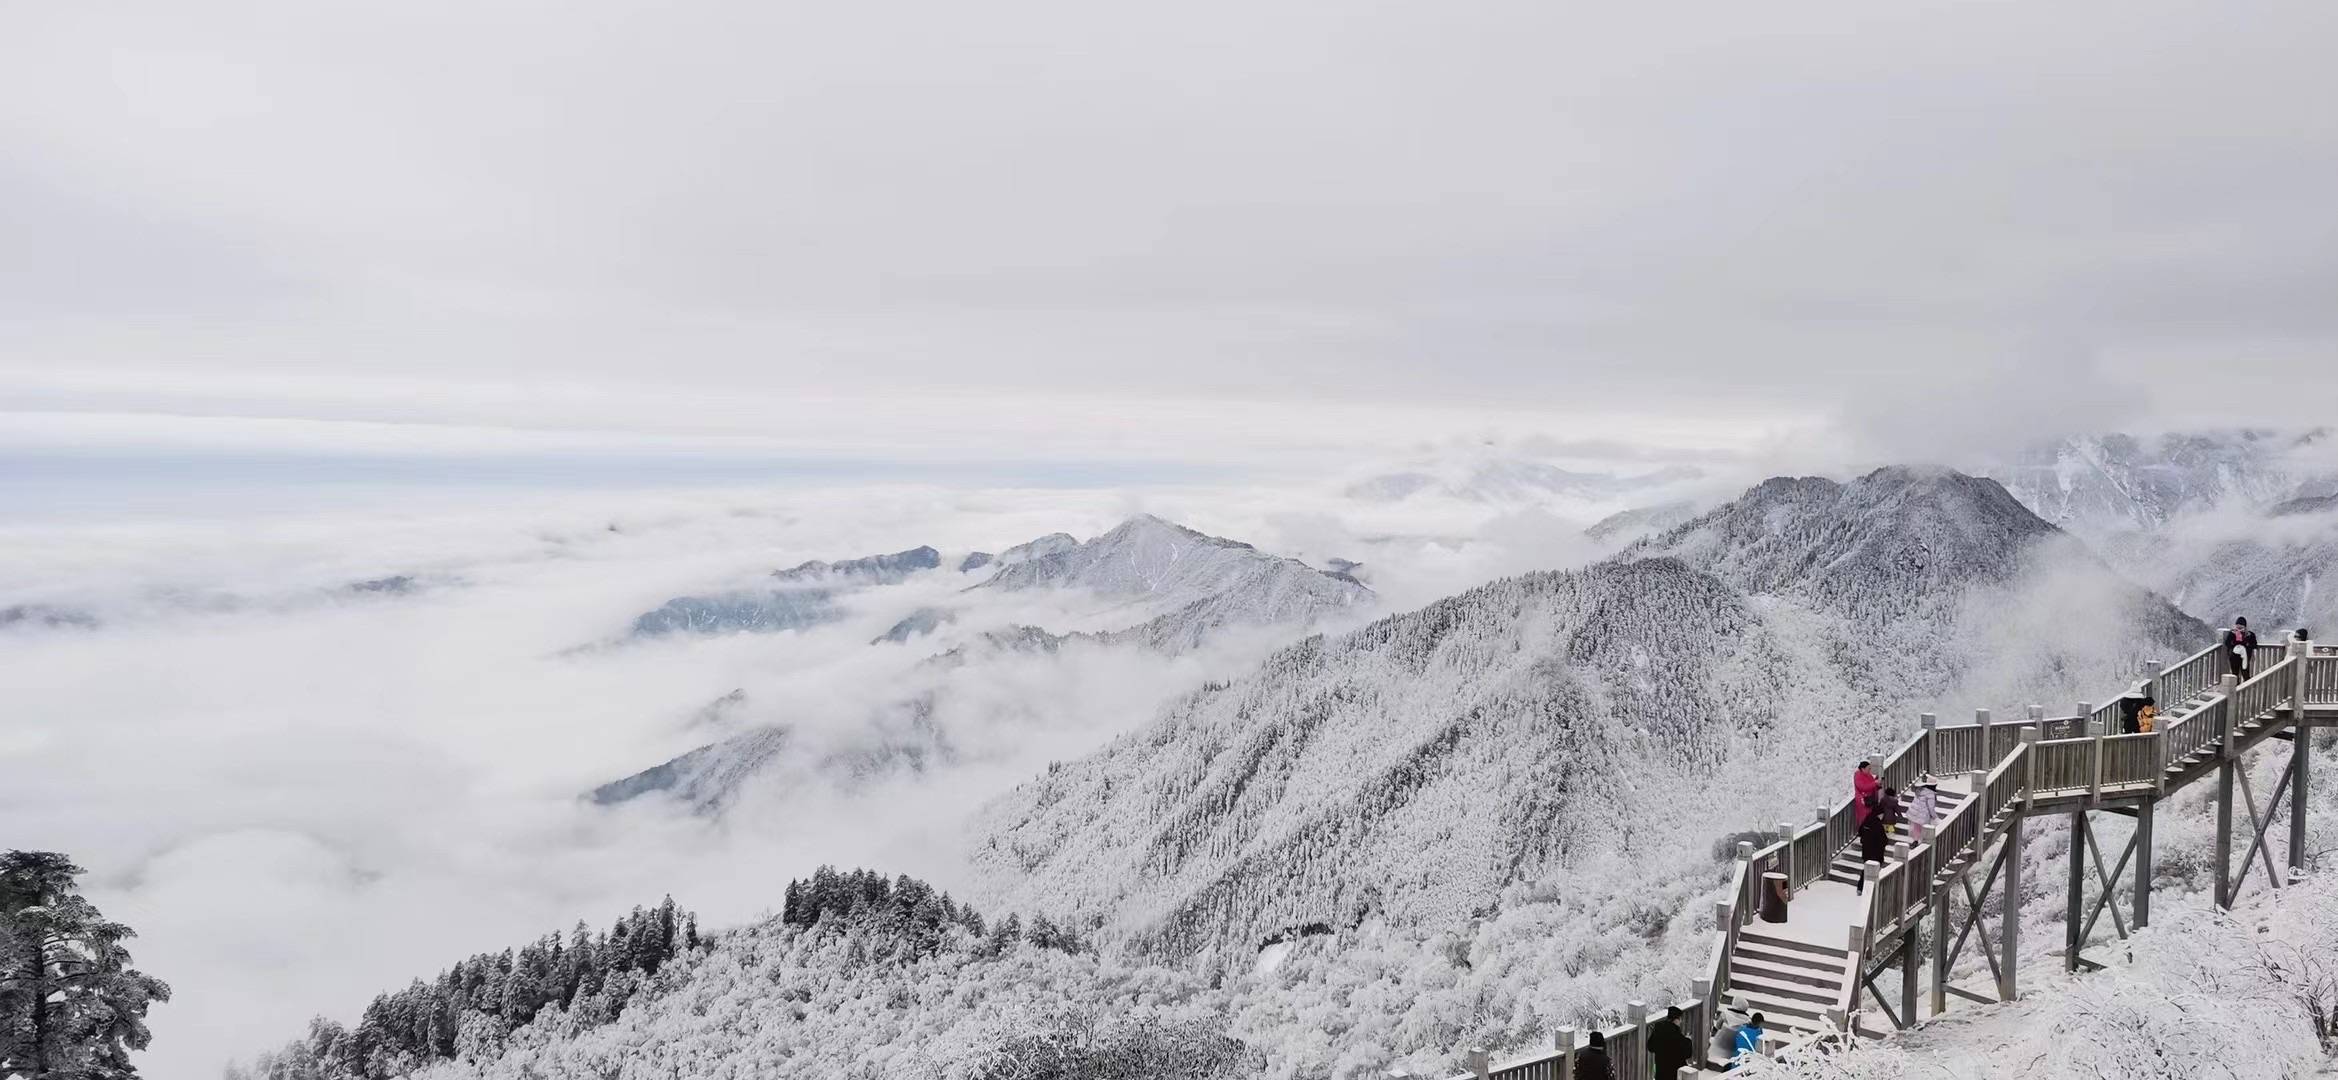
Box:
[1731,1012,1767,1062]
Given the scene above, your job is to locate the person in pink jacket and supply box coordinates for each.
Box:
[1852,760,1880,826]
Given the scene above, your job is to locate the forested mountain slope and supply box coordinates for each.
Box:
[969,468,2202,974]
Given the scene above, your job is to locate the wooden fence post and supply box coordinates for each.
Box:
[2292,639,2312,880]
[1627,1000,1648,1079]
[1691,978,1712,1050]
[1555,1027,1575,1080]
[2220,674,2239,755]
[1467,1047,1489,1080]
[2089,708,2105,797]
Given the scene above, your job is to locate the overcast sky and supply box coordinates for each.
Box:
[4,0,2334,471]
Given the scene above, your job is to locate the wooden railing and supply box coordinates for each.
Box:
[2101,733,2159,791]
[2159,686,2227,768]
[2030,738,2091,796]
[1930,723,1986,775]
[2234,658,2296,724]
[2155,642,2226,708]
[2308,655,2338,706]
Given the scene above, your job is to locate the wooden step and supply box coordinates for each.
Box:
[1732,943,1844,974]
[1737,931,1849,960]
[1730,954,1845,989]
[1728,989,1832,1028]
[1728,970,1842,1005]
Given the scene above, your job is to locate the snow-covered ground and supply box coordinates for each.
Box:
[1741,870,2338,1079]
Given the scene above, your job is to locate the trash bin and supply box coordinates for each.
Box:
[1760,872,1789,923]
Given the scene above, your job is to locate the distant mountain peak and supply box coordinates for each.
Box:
[1988,429,2323,535]
[970,515,1372,648]
[772,545,941,585]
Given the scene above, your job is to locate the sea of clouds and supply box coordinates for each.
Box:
[0,441,1718,1076]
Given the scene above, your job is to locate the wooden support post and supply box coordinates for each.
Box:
[1778,822,1796,885]
[1555,1027,1575,1080]
[2291,639,2311,881]
[2002,731,2033,1001]
[2065,807,2085,972]
[2134,799,2154,929]
[2146,659,2165,704]
[1978,708,1993,756]
[1690,978,1711,1057]
[1677,1069,1700,1080]
[1901,915,1918,1026]
[1467,1048,1490,1080]
[2216,677,2238,911]
[1921,711,1937,774]
[2220,674,2240,755]
[1930,876,1950,1016]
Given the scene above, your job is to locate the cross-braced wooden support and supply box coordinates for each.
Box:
[1931,801,2025,1009]
[1855,923,1927,1031]
[2062,802,2149,972]
[2222,756,2295,906]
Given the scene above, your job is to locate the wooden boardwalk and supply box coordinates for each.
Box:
[1449,638,2336,1080]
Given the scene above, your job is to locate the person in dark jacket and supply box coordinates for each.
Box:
[1857,792,1890,893]
[1576,1028,1614,1080]
[2226,617,2258,678]
[1647,1005,1694,1078]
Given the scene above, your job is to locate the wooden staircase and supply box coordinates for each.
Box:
[1823,787,1976,887]
[1724,930,1851,1043]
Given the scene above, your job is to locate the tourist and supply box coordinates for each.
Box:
[1857,793,1890,892]
[1710,994,1753,1064]
[1648,1005,1694,1078]
[2137,696,2157,734]
[1576,1028,1614,1080]
[1732,1012,1767,1062]
[2226,617,2258,679]
[1909,776,1940,845]
[1852,760,1880,826]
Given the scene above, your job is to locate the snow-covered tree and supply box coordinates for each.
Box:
[0,850,173,1079]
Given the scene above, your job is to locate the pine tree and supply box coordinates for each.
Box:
[0,850,173,1079]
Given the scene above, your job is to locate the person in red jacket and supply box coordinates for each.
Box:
[1852,760,1880,826]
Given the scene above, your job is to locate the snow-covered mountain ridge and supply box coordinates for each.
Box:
[968,467,2203,980]
[592,515,1376,814]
